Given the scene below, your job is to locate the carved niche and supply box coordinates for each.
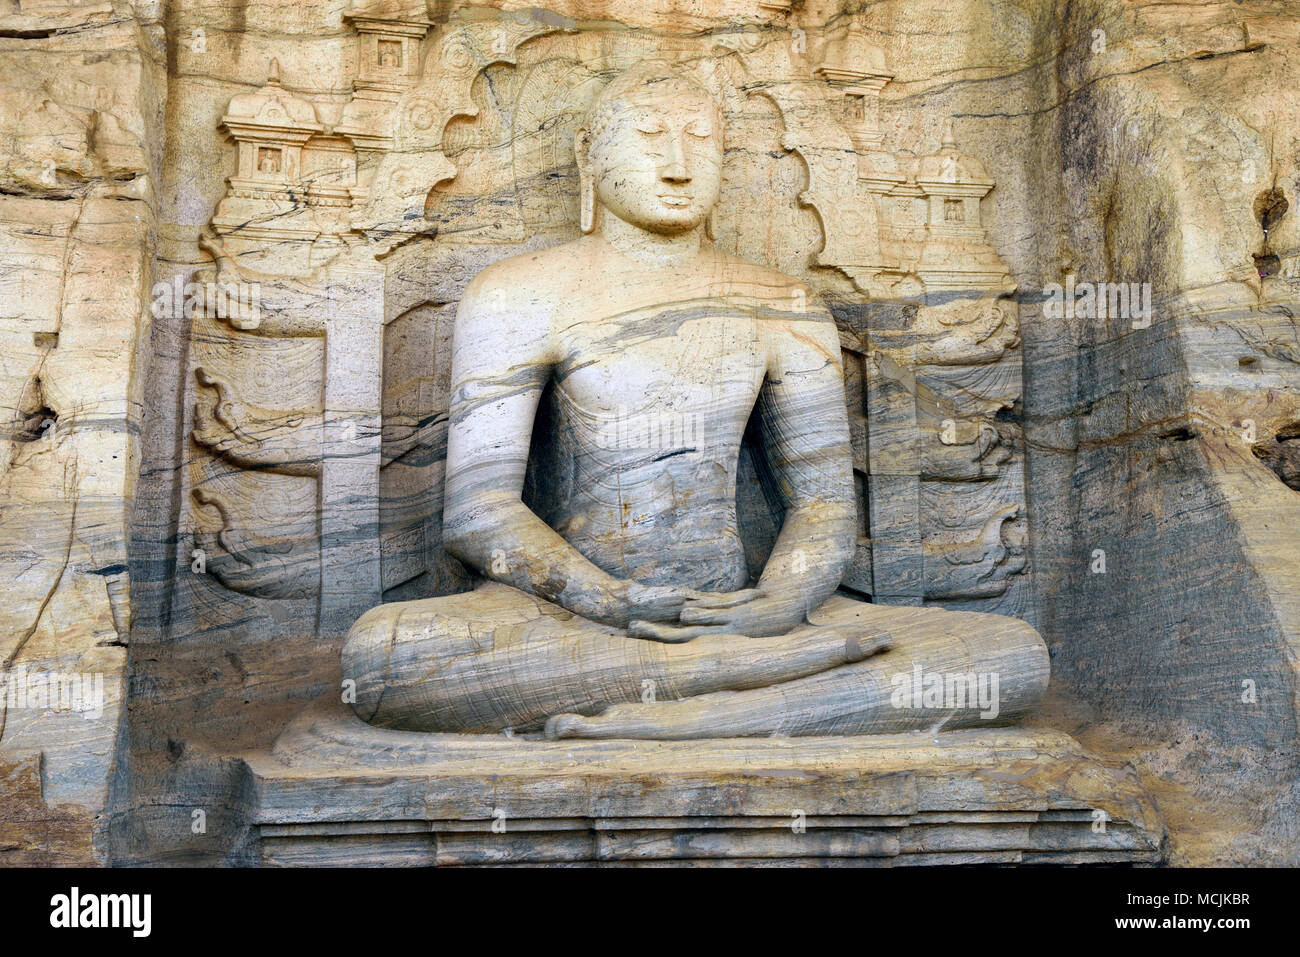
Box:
[178,4,1031,638]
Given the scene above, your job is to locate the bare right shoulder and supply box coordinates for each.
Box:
[460,241,581,312]
[454,242,583,367]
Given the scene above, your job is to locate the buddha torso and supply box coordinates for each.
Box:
[516,239,796,591]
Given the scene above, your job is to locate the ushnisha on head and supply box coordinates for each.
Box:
[575,61,724,238]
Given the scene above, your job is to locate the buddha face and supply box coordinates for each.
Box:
[581,76,724,236]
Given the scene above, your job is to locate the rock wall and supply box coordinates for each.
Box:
[0,0,163,864]
[1029,0,1300,866]
[0,0,1295,866]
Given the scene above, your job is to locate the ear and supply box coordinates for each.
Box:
[576,127,597,235]
[574,127,593,174]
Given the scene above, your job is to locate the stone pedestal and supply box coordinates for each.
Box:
[241,698,1164,866]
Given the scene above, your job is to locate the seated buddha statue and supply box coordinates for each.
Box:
[342,61,1049,739]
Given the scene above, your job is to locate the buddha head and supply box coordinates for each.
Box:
[576,61,724,238]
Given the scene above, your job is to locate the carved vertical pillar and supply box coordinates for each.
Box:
[317,256,386,637]
[866,352,924,605]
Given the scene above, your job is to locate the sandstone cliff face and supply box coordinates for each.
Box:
[0,0,163,863]
[0,0,1295,866]
[1022,0,1300,866]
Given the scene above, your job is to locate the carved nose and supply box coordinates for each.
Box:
[660,161,690,184]
[660,135,690,184]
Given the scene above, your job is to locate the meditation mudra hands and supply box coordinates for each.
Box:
[622,583,804,642]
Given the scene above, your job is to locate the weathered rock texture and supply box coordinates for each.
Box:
[0,0,1294,866]
[245,698,1164,866]
[0,0,162,865]
[1018,0,1300,866]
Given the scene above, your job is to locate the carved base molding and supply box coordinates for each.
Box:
[241,698,1165,866]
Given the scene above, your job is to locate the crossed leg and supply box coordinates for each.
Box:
[342,582,893,734]
[545,601,1049,739]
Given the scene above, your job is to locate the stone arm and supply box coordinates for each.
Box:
[441,278,695,628]
[751,310,858,613]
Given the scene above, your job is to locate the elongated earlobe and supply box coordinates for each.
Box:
[580,173,595,234]
[705,207,717,241]
[575,127,596,235]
